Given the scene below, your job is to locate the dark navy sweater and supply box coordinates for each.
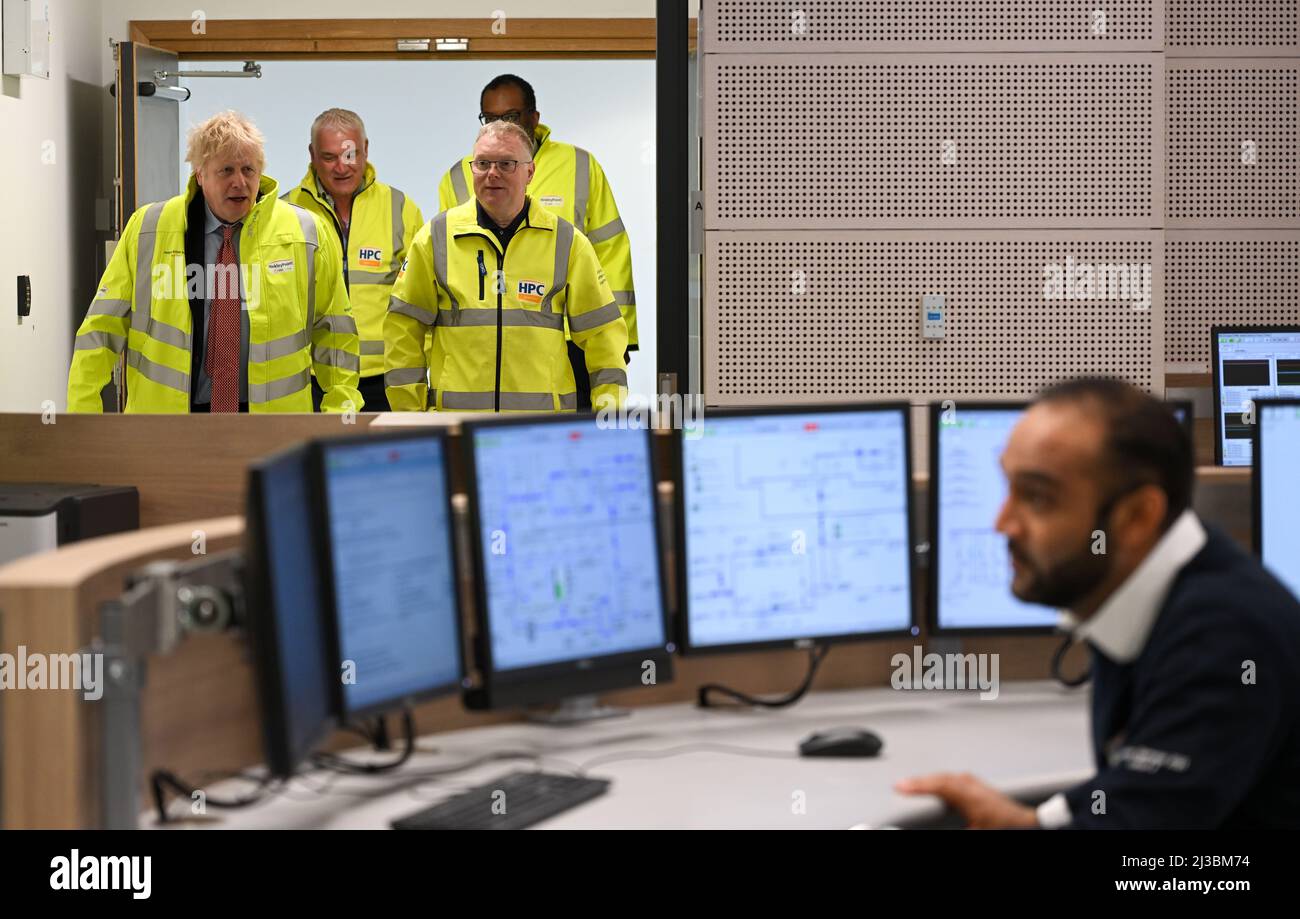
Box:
[1062,525,1300,829]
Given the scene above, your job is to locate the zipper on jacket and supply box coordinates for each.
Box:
[493,248,504,413]
[477,250,486,301]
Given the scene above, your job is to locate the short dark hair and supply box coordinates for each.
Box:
[481,74,537,113]
[1034,377,1194,530]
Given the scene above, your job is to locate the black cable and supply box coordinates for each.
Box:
[1051,634,1090,688]
[150,768,278,824]
[310,709,417,775]
[697,645,830,709]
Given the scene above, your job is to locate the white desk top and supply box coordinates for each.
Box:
[162,681,1093,830]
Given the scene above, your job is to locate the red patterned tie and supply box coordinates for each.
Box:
[206,224,240,413]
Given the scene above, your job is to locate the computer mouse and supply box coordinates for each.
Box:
[798,728,884,758]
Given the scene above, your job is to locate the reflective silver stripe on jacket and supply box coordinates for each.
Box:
[431,212,459,321]
[386,367,427,387]
[133,202,167,336]
[539,219,574,315]
[75,331,126,353]
[390,188,407,266]
[390,295,436,326]
[291,205,319,334]
[590,368,628,388]
[586,217,625,245]
[249,368,311,404]
[569,301,621,333]
[248,330,309,363]
[441,391,576,412]
[573,148,591,234]
[126,347,189,393]
[88,298,131,318]
[437,308,565,331]
[448,160,470,206]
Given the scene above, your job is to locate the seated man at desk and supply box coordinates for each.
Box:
[898,377,1300,829]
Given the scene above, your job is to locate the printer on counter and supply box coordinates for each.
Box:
[0,484,140,567]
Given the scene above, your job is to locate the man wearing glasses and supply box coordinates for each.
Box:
[388,120,629,414]
[436,74,636,410]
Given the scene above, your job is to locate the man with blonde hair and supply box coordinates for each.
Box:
[285,108,424,411]
[387,120,628,413]
[68,110,361,413]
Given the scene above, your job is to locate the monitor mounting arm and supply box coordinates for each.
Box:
[96,551,245,829]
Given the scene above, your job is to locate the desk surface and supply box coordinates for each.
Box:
[168,681,1093,830]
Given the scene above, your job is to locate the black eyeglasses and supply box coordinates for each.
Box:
[470,159,528,175]
[478,110,533,126]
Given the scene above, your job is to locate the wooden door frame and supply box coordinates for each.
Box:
[129,17,695,60]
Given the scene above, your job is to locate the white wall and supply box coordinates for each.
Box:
[179,59,658,399]
[0,0,106,413]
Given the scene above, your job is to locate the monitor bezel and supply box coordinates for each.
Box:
[460,413,675,709]
[243,443,337,779]
[925,400,1060,638]
[1252,397,1300,559]
[1211,324,1300,467]
[674,401,918,656]
[311,429,467,721]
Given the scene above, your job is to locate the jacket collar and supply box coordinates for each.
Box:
[185,173,280,230]
[532,123,552,154]
[451,196,557,239]
[298,161,378,207]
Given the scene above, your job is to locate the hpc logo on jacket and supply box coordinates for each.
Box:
[358,248,384,269]
[517,280,546,305]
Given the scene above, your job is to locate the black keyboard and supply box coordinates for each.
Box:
[391,771,611,830]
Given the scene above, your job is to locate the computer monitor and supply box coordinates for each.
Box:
[928,402,1060,635]
[675,404,915,653]
[1254,399,1300,600]
[462,415,673,710]
[314,432,465,719]
[243,445,336,779]
[1212,326,1300,467]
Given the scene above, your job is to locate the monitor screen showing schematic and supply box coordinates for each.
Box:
[682,409,913,649]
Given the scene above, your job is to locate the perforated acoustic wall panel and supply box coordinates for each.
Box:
[1167,0,1300,56]
[1167,59,1300,227]
[703,54,1164,229]
[1165,230,1300,370]
[705,231,1162,403]
[702,0,1163,52]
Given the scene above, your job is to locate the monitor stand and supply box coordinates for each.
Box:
[526,695,630,726]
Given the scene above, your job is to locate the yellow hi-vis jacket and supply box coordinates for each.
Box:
[283,162,424,378]
[68,174,362,413]
[385,198,628,413]
[437,123,638,348]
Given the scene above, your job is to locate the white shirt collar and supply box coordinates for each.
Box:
[1059,510,1207,664]
[203,200,241,234]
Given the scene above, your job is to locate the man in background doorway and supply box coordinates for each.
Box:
[287,108,424,411]
[437,74,636,410]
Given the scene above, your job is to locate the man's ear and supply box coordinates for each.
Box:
[1118,485,1168,548]
[194,169,204,188]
